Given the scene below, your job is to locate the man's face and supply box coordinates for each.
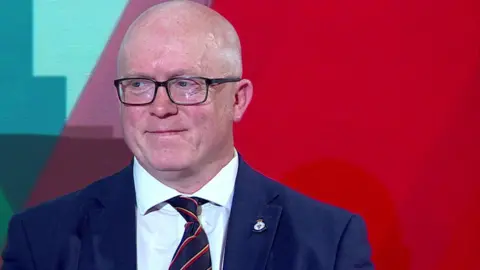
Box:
[118,29,249,174]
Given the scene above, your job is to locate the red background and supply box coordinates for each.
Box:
[214,0,480,269]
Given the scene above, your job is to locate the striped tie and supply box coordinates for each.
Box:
[167,196,212,270]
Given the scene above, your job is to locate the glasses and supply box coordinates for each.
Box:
[114,76,241,105]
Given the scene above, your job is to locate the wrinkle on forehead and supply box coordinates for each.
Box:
[118,0,242,77]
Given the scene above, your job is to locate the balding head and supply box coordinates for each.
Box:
[118,0,242,77]
[116,0,253,193]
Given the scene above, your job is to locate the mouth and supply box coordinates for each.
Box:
[146,129,187,136]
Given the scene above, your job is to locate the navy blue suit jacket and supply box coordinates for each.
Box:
[2,157,374,270]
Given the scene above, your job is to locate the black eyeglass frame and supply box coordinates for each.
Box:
[113,76,242,106]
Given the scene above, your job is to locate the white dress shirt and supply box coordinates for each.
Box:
[134,151,238,270]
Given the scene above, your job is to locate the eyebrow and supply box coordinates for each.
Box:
[122,72,154,79]
[122,69,201,79]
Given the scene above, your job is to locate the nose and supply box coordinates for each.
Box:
[147,86,178,118]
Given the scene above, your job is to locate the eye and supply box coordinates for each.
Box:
[120,79,155,92]
[131,80,144,87]
[124,79,148,88]
[172,79,199,88]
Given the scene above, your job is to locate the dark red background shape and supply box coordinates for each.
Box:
[21,0,480,270]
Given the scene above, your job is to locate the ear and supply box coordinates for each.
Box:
[232,78,253,122]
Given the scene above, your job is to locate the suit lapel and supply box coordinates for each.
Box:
[77,164,137,270]
[223,157,283,270]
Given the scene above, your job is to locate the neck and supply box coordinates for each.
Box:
[147,147,236,194]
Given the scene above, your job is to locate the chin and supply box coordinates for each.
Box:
[143,147,196,172]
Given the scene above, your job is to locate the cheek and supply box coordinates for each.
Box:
[121,107,146,133]
[184,108,218,144]
[206,103,232,134]
[189,110,210,135]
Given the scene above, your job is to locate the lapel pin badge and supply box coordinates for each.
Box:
[253,219,267,233]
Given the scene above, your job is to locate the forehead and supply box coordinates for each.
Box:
[119,28,220,78]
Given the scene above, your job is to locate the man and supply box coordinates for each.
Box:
[2,0,374,269]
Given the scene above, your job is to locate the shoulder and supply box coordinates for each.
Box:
[255,166,353,215]
[1,167,129,264]
[252,167,372,259]
[256,171,373,268]
[249,164,361,233]
[10,166,126,227]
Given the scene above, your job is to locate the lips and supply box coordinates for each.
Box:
[146,129,187,135]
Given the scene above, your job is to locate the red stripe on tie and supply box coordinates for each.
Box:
[169,226,203,268]
[179,244,210,270]
[176,207,199,222]
[181,196,199,208]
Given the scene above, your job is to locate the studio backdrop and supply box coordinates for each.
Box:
[1,0,479,269]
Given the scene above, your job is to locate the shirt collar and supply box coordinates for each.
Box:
[134,150,239,215]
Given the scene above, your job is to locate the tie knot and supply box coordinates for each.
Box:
[167,196,208,222]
